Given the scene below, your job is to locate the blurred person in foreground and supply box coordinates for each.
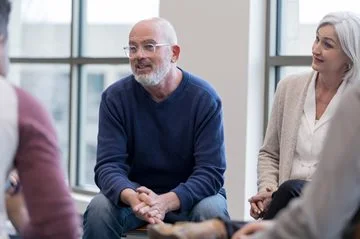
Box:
[0,0,80,238]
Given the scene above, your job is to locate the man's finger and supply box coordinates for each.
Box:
[136,186,152,195]
[138,205,151,215]
[147,208,159,217]
[133,201,147,212]
[138,192,154,205]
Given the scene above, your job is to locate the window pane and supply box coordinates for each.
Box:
[8,64,70,176]
[279,66,313,82]
[279,0,360,55]
[9,0,71,57]
[78,64,132,188]
[82,0,160,57]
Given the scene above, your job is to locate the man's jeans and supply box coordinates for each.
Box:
[82,193,229,239]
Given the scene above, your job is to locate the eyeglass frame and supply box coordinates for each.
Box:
[123,43,171,58]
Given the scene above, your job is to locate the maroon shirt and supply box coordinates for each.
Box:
[10,85,79,238]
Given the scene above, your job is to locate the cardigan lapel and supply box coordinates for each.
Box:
[281,72,315,181]
[304,73,317,133]
[314,79,349,131]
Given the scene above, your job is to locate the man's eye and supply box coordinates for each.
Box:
[143,44,155,51]
[129,46,137,53]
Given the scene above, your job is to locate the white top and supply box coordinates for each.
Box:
[290,73,348,180]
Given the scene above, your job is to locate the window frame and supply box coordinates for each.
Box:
[9,0,131,194]
[264,0,312,133]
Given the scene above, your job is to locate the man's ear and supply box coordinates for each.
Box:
[171,45,180,63]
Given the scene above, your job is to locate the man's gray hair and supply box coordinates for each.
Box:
[318,12,360,82]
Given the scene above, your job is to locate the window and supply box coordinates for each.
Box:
[83,0,159,57]
[10,0,72,57]
[78,65,131,188]
[9,0,159,192]
[279,0,360,56]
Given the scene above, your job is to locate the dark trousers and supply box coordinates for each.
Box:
[263,179,307,219]
[342,205,360,238]
[222,179,307,238]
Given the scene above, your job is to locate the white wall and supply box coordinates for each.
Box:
[160,0,266,220]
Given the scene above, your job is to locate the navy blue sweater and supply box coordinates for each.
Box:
[95,69,226,212]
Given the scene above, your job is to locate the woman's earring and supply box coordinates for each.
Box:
[347,63,352,71]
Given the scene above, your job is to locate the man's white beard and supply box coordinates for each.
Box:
[134,60,172,86]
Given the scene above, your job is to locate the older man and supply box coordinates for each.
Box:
[82,17,229,239]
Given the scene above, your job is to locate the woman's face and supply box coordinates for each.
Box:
[311,24,349,76]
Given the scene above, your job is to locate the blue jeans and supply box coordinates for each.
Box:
[82,193,229,239]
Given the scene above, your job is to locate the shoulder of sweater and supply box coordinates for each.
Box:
[272,71,314,110]
[277,71,314,90]
[105,74,134,96]
[182,70,221,101]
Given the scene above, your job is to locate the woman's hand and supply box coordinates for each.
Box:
[248,188,273,219]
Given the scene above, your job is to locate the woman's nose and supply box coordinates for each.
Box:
[312,42,321,54]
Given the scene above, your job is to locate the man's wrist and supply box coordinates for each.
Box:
[120,188,138,206]
[161,192,180,213]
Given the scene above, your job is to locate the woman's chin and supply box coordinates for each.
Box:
[311,63,321,72]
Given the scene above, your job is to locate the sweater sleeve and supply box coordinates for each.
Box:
[94,91,137,205]
[171,93,226,212]
[14,88,79,239]
[257,78,288,192]
[251,83,360,239]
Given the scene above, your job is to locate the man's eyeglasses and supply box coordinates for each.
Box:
[123,43,170,58]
